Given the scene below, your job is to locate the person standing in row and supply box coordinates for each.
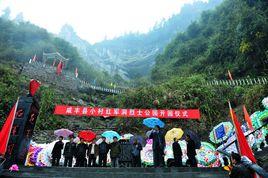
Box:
[149,125,166,167]
[88,139,99,167]
[99,136,110,167]
[110,136,121,167]
[76,138,88,167]
[131,139,142,167]
[51,136,64,166]
[172,138,182,167]
[186,134,197,167]
[63,135,76,167]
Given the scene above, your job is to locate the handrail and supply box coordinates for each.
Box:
[206,77,268,86]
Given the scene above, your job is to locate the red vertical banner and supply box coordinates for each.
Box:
[0,100,18,156]
[54,105,201,119]
[242,105,254,131]
[228,102,256,163]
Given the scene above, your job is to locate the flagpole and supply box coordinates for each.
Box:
[228,101,240,153]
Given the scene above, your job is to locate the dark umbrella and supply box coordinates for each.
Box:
[183,129,201,149]
[130,136,146,146]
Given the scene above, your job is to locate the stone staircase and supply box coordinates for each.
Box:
[2,167,228,178]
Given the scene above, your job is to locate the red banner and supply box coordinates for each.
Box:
[54,105,200,120]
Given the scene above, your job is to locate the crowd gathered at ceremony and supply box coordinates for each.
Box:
[50,124,268,178]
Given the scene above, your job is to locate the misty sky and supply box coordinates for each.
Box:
[0,0,206,44]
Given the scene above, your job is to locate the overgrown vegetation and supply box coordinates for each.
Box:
[0,16,109,84]
[0,63,26,128]
[152,0,268,82]
[105,75,267,139]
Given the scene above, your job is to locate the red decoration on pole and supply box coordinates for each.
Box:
[0,100,18,156]
[54,105,201,120]
[228,102,256,163]
[227,70,233,80]
[56,60,63,75]
[29,79,41,96]
[242,105,254,131]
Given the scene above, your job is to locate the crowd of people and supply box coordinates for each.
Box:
[51,125,195,168]
[51,134,144,168]
[51,125,268,178]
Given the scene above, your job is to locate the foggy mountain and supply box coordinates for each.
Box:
[59,0,223,80]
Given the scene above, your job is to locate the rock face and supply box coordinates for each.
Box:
[58,0,223,80]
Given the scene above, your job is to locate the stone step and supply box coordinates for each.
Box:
[12,167,226,173]
[1,167,229,178]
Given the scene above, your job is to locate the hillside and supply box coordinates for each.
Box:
[104,0,268,139]
[152,0,268,82]
[0,0,267,143]
[59,0,223,80]
[0,16,110,85]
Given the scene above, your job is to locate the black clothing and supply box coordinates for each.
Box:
[153,148,165,167]
[186,139,196,157]
[149,130,166,167]
[64,157,73,167]
[88,144,99,157]
[51,140,64,166]
[63,141,76,167]
[99,142,109,154]
[76,157,86,167]
[76,142,88,158]
[52,157,60,167]
[99,153,107,167]
[88,154,97,167]
[186,139,197,167]
[110,142,121,158]
[52,141,64,158]
[172,141,182,167]
[87,144,99,167]
[64,142,77,157]
[75,142,88,167]
[131,143,142,167]
[149,130,166,150]
[230,163,253,178]
[98,142,109,167]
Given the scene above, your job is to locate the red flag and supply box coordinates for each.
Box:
[75,68,78,78]
[56,61,63,75]
[228,70,233,80]
[0,100,18,156]
[228,102,256,163]
[243,105,254,131]
[29,79,41,96]
[32,54,37,62]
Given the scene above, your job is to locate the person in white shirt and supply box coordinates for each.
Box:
[87,140,99,167]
